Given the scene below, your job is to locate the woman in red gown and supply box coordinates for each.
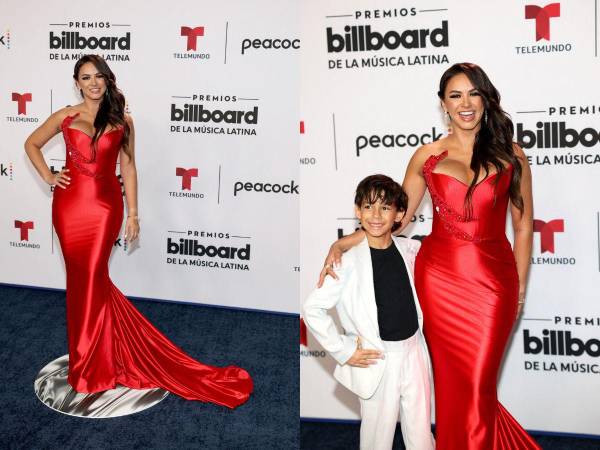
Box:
[24,55,252,408]
[321,63,539,449]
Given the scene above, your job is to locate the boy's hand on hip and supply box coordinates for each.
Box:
[347,348,384,368]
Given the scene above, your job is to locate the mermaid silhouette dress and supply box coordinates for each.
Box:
[414,151,540,449]
[51,113,252,408]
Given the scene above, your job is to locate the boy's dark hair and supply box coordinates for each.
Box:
[354,175,408,212]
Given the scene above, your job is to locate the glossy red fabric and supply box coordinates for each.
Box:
[52,114,252,408]
[414,151,540,449]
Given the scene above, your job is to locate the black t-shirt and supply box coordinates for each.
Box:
[370,243,419,341]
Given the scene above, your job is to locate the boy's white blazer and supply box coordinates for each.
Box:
[302,236,431,400]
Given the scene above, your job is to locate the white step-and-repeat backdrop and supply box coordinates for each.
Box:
[1,0,299,314]
[300,0,600,436]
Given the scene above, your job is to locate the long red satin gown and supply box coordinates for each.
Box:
[414,151,540,449]
[51,113,253,408]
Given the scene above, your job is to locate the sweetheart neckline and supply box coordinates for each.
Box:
[430,170,502,188]
[62,113,123,140]
[64,126,124,140]
[427,150,512,188]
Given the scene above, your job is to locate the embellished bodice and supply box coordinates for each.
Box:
[423,150,513,242]
[61,113,124,178]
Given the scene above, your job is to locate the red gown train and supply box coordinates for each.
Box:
[51,114,252,408]
[414,151,540,449]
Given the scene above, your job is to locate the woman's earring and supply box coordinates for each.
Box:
[444,111,452,134]
[484,110,488,124]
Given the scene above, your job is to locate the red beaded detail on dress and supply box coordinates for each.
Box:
[61,113,97,178]
[423,150,480,242]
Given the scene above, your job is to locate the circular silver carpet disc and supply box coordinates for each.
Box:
[34,355,169,418]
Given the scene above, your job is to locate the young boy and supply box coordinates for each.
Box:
[303,175,434,450]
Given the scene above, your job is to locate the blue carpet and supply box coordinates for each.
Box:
[300,420,599,449]
[0,285,298,450]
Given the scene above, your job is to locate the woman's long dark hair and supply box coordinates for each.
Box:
[438,62,524,215]
[73,54,130,158]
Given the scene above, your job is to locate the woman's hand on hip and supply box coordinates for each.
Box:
[45,169,70,189]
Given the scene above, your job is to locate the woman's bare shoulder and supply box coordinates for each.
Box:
[43,106,81,131]
[124,113,134,127]
[512,142,527,158]
[410,137,448,165]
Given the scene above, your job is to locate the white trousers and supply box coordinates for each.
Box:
[359,331,435,450]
